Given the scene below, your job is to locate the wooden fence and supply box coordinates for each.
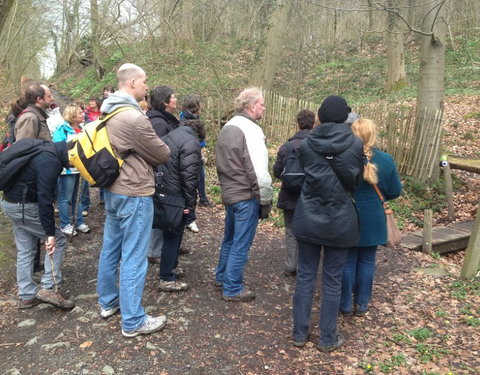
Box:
[201,89,444,182]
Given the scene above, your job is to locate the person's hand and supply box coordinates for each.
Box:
[259,203,272,220]
[45,236,56,255]
[183,209,190,214]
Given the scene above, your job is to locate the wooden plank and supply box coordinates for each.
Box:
[401,226,471,254]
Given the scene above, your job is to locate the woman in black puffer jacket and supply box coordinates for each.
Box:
[155,119,204,292]
[291,96,364,352]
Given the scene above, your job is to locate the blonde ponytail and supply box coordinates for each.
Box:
[351,118,379,185]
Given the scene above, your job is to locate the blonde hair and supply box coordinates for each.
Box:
[234,87,263,112]
[351,118,378,185]
[63,104,81,126]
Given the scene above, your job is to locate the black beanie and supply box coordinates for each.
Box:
[318,95,350,124]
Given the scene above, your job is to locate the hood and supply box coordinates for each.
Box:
[306,122,358,156]
[100,91,141,114]
[180,110,199,121]
[53,141,69,169]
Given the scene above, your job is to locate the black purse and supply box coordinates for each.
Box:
[152,168,185,233]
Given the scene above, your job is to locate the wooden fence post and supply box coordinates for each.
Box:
[423,209,433,254]
[440,155,455,221]
[460,203,480,278]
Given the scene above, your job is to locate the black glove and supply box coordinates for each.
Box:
[259,203,272,220]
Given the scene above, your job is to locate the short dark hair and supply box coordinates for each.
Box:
[25,84,45,105]
[103,85,114,93]
[184,119,205,141]
[297,109,315,130]
[182,94,202,114]
[149,86,174,111]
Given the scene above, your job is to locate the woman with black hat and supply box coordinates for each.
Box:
[291,95,364,352]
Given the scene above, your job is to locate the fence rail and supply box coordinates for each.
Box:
[202,89,444,181]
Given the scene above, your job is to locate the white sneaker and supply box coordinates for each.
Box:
[82,210,88,217]
[100,306,120,319]
[77,223,90,233]
[122,315,167,338]
[186,221,199,233]
[61,224,77,236]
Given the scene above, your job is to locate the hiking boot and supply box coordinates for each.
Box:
[354,309,368,317]
[222,289,255,302]
[148,257,161,264]
[293,339,306,347]
[100,306,120,319]
[339,310,354,317]
[158,280,189,292]
[179,247,190,255]
[214,281,223,288]
[186,221,199,233]
[18,298,40,309]
[76,223,90,233]
[61,224,77,236]
[122,314,167,338]
[82,210,88,217]
[36,288,75,310]
[317,333,345,353]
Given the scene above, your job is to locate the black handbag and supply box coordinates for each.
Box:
[152,190,185,233]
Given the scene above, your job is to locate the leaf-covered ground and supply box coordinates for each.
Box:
[0,95,479,374]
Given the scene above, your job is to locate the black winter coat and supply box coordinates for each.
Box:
[273,129,310,210]
[147,109,180,138]
[158,126,202,211]
[290,122,364,248]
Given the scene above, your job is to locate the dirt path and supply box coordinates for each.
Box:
[0,195,479,375]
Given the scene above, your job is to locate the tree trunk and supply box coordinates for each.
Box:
[386,0,407,93]
[250,0,293,90]
[416,1,447,112]
[0,0,15,36]
[90,0,104,79]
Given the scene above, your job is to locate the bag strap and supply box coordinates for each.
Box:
[372,183,393,212]
[99,106,135,125]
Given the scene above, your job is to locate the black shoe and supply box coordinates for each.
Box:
[148,257,160,264]
[354,309,368,317]
[339,310,353,317]
[317,333,345,352]
[222,290,255,302]
[284,269,296,277]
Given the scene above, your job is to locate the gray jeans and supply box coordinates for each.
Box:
[148,228,163,258]
[2,200,67,300]
[284,209,298,272]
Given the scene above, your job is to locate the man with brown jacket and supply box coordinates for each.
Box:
[96,63,171,338]
[215,87,273,302]
[15,84,55,141]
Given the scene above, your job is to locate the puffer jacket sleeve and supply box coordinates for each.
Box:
[179,138,202,210]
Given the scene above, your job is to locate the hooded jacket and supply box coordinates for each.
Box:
[273,129,311,210]
[291,122,364,248]
[158,126,202,211]
[147,109,180,138]
[100,91,170,196]
[4,141,68,236]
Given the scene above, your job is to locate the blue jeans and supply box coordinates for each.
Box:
[79,179,90,213]
[159,216,187,281]
[58,174,84,228]
[215,199,259,296]
[198,166,208,203]
[293,240,349,346]
[97,191,153,332]
[340,246,377,313]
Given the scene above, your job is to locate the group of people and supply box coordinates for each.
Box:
[2,62,402,347]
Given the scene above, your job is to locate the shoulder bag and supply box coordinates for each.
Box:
[372,184,402,247]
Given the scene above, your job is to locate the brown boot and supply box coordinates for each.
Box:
[36,288,75,310]
[18,298,40,309]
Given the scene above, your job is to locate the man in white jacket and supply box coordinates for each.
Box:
[215,87,273,302]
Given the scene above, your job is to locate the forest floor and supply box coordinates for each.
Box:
[0,197,479,375]
[0,95,479,375]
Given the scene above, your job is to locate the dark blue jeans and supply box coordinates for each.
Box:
[198,166,208,203]
[340,246,377,313]
[215,199,259,296]
[293,240,349,346]
[159,216,187,281]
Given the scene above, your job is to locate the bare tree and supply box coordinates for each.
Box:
[90,0,104,79]
[0,0,15,37]
[385,0,407,93]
